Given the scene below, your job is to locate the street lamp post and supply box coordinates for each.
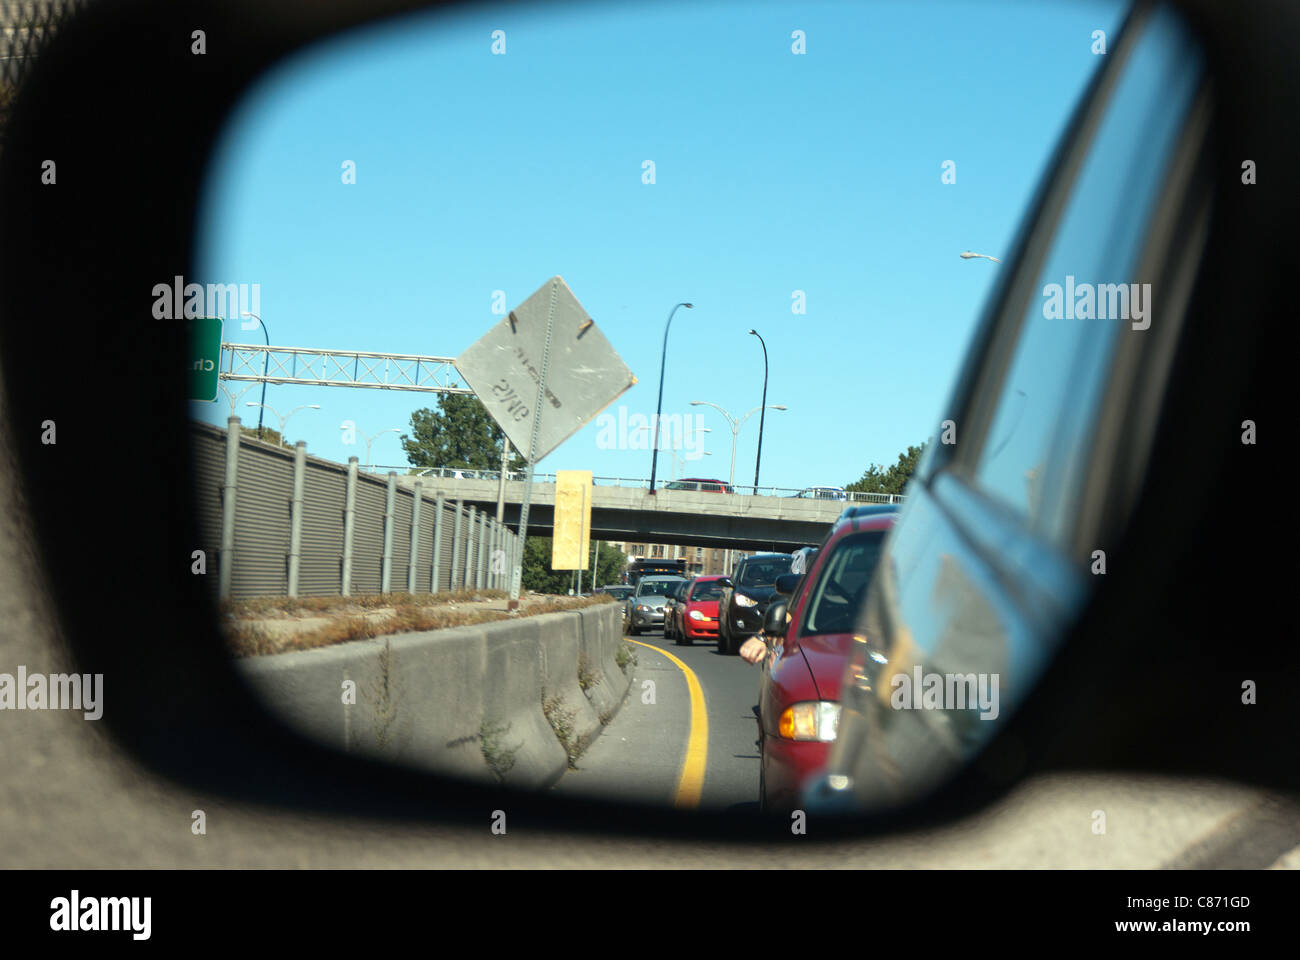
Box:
[649,301,694,495]
[689,400,787,492]
[241,312,270,439]
[219,382,256,417]
[672,448,710,479]
[690,399,787,576]
[749,329,770,490]
[361,427,402,471]
[245,402,320,445]
[959,250,1001,263]
[638,425,711,480]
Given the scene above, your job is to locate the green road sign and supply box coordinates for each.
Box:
[188,317,222,402]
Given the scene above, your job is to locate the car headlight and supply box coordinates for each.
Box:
[688,609,705,621]
[777,702,840,741]
[734,594,758,608]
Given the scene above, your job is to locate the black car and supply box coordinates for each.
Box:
[598,585,633,602]
[715,553,794,655]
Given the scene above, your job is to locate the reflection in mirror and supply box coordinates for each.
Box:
[762,600,789,639]
[774,573,801,596]
[191,0,1130,815]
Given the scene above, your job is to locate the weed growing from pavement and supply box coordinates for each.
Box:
[615,643,637,673]
[577,652,598,692]
[479,720,520,781]
[542,695,580,767]
[368,639,399,750]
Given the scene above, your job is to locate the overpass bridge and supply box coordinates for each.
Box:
[394,473,903,552]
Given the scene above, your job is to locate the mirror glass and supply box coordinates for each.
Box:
[763,600,788,638]
[191,0,1127,814]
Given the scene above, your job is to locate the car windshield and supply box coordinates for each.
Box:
[689,581,724,602]
[801,531,886,636]
[637,579,682,597]
[738,558,792,587]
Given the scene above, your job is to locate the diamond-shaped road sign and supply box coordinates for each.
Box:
[454,277,636,463]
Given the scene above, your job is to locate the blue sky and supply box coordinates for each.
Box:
[194,0,1125,489]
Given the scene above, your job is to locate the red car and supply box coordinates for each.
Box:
[756,509,896,812]
[666,575,727,645]
[662,477,734,493]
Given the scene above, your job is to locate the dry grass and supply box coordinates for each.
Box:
[220,588,505,619]
[224,592,615,658]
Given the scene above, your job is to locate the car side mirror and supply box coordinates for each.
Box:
[763,599,789,639]
[719,578,733,588]
[774,573,801,596]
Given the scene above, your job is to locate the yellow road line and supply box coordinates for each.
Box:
[626,638,709,809]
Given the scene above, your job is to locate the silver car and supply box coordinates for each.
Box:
[624,575,687,636]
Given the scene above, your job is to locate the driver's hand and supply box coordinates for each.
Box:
[739,636,768,664]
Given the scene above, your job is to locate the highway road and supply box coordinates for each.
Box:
[552,631,763,811]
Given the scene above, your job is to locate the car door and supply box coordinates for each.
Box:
[811,3,1212,814]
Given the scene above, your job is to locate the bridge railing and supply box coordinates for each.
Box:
[383,467,906,503]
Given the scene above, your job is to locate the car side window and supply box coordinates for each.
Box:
[801,532,885,637]
[966,7,1203,545]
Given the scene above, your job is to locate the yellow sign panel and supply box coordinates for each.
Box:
[552,470,593,570]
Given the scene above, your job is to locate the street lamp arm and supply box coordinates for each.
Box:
[691,399,737,428]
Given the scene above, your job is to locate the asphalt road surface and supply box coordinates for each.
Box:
[553,630,763,811]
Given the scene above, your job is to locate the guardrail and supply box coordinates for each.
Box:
[373,467,906,503]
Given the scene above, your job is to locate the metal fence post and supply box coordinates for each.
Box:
[464,506,477,592]
[477,509,487,589]
[219,416,241,600]
[450,499,463,592]
[408,480,422,594]
[342,456,358,597]
[489,519,500,590]
[381,471,396,594]
[432,493,445,593]
[287,440,306,597]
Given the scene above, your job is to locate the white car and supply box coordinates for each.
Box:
[793,486,847,501]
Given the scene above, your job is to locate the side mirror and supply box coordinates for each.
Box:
[763,599,789,639]
[719,578,733,588]
[774,573,801,596]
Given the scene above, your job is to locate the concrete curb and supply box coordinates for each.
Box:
[235,602,630,789]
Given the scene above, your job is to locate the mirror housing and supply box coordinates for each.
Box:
[763,599,789,639]
[774,573,801,596]
[719,577,733,588]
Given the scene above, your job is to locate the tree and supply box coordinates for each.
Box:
[590,541,630,589]
[846,443,925,496]
[401,394,526,473]
[521,537,627,594]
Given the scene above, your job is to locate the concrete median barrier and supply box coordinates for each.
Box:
[235,602,630,789]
